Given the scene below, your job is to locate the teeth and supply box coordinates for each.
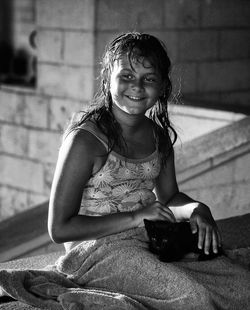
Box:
[128,96,143,100]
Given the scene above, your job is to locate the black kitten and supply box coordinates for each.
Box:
[144,219,223,262]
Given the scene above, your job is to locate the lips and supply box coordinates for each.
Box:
[126,95,146,102]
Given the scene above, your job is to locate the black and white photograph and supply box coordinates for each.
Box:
[0,1,250,309]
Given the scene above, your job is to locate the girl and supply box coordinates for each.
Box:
[48,32,250,309]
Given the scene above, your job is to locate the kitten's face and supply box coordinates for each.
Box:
[144,219,176,237]
[144,220,174,253]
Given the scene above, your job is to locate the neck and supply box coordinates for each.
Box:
[112,105,146,134]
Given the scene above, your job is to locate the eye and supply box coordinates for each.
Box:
[144,76,157,83]
[121,74,134,80]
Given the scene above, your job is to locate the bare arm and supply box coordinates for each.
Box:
[155,147,222,254]
[48,130,143,243]
[155,147,209,220]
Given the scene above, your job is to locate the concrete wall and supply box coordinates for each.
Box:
[169,105,246,144]
[176,117,250,219]
[0,0,250,221]
[181,151,250,220]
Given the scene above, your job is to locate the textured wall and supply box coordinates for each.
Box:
[181,151,250,219]
[0,0,95,220]
[94,0,250,110]
[176,117,250,219]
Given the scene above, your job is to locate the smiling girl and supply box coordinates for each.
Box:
[48,32,250,309]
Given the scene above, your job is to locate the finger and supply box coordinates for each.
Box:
[198,226,206,250]
[160,207,176,222]
[204,227,212,255]
[217,229,223,247]
[189,217,198,234]
[161,205,175,217]
[212,230,218,254]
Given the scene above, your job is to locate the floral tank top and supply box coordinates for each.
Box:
[79,124,162,218]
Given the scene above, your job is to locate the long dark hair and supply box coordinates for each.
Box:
[65,32,177,163]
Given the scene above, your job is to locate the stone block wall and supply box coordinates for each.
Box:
[0,0,95,221]
[94,0,250,109]
[0,0,250,221]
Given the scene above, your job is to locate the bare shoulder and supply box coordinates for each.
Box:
[64,121,105,149]
[79,120,108,145]
[58,125,107,178]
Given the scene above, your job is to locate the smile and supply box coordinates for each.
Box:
[126,95,145,101]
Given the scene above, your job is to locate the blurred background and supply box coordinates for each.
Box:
[0,0,250,261]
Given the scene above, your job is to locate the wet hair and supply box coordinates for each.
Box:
[65,32,177,163]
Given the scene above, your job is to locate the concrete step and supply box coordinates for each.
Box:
[0,202,62,262]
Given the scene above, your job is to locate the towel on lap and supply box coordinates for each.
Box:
[0,227,250,310]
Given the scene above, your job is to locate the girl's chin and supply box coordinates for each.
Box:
[118,107,146,116]
[112,103,149,116]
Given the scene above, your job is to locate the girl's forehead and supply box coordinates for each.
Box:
[113,54,155,72]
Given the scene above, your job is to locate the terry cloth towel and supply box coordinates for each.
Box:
[0,227,250,310]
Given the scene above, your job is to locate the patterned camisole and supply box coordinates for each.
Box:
[78,124,162,218]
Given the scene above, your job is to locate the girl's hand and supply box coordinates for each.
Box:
[136,201,176,223]
[189,204,222,255]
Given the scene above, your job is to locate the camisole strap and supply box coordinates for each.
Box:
[76,121,109,151]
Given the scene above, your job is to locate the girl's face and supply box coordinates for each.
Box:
[109,54,164,116]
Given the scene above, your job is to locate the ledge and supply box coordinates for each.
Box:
[175,116,250,183]
[0,84,37,95]
[0,202,51,262]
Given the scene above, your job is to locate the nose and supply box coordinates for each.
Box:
[131,78,144,91]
